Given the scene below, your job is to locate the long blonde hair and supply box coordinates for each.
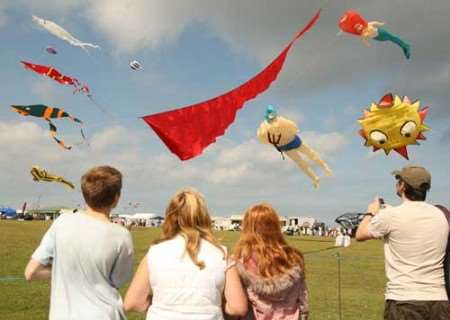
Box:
[233,203,304,278]
[156,188,225,269]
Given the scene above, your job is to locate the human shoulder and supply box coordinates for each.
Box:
[108,223,133,248]
[48,212,79,230]
[148,236,181,254]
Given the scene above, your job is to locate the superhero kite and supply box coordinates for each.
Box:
[257,105,333,189]
[142,10,321,160]
[30,166,75,190]
[339,10,411,59]
[358,93,430,160]
[11,104,86,150]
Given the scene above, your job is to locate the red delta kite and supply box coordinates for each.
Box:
[142,10,321,161]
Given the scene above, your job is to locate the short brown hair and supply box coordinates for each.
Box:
[81,166,122,210]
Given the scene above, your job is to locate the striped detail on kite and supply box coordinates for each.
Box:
[46,67,54,76]
[48,120,72,150]
[43,107,54,119]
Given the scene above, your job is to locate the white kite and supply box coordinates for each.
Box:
[129,60,141,70]
[32,15,100,51]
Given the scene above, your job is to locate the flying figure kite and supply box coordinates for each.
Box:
[11,104,86,150]
[339,10,411,59]
[32,15,100,51]
[30,166,75,190]
[142,9,322,160]
[257,105,333,189]
[358,93,430,160]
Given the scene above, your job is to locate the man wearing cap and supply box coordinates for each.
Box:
[356,165,450,319]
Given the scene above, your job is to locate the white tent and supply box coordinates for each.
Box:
[119,213,163,227]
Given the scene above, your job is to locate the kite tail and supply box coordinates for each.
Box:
[374,27,411,59]
[48,121,72,150]
[61,179,75,190]
[68,117,89,147]
[69,115,83,124]
[79,43,101,50]
[78,127,90,147]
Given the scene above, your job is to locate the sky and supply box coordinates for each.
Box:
[0,0,449,223]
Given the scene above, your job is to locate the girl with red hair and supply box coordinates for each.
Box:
[233,203,309,320]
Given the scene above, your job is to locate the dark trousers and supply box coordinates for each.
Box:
[384,300,450,320]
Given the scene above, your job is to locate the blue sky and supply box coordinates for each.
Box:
[0,0,449,223]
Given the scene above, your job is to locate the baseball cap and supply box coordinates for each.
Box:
[392,165,431,190]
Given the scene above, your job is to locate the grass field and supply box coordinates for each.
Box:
[0,221,386,320]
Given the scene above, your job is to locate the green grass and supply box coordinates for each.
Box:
[0,221,386,319]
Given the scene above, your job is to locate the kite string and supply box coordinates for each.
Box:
[82,116,140,131]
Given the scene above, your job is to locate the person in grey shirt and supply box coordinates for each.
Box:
[25,166,134,320]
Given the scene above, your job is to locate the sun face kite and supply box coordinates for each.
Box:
[358,93,430,160]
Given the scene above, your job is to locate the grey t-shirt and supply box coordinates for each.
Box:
[32,212,134,320]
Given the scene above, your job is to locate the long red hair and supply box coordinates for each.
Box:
[233,203,304,278]
[155,188,225,269]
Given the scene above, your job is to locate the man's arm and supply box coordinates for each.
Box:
[355,215,375,241]
[110,232,134,288]
[356,197,381,241]
[24,259,52,281]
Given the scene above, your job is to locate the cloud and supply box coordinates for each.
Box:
[301,131,350,158]
[0,3,8,28]
[0,119,349,209]
[6,0,450,115]
[441,128,450,144]
[31,80,66,104]
[89,125,140,151]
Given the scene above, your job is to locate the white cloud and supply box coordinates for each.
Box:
[282,109,304,125]
[85,0,201,53]
[31,80,66,104]
[0,119,350,207]
[0,3,8,28]
[89,125,135,150]
[301,131,350,158]
[207,163,250,184]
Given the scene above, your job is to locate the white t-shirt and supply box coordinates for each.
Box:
[146,234,227,320]
[32,212,134,320]
[368,200,449,301]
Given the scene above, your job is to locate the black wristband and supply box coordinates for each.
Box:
[364,212,375,217]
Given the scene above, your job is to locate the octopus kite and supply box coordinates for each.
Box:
[32,15,100,51]
[339,10,411,59]
[11,105,86,150]
[31,166,75,190]
[358,94,430,160]
[257,106,333,188]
